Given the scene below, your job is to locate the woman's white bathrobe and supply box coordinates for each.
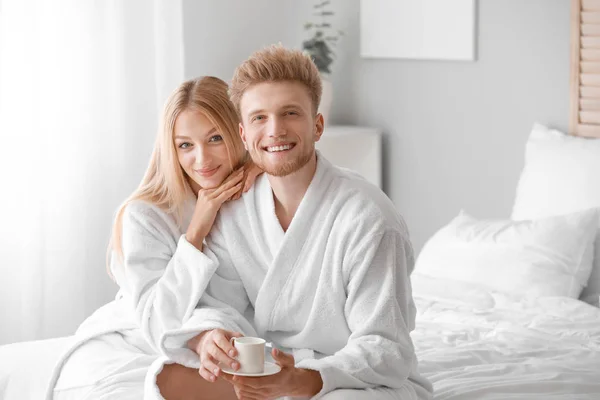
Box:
[46,154,432,400]
[45,197,255,398]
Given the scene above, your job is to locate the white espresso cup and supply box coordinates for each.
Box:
[230,337,265,374]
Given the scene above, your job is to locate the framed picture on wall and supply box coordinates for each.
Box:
[360,0,476,61]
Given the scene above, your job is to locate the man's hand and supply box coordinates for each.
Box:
[221,348,323,400]
[188,329,243,383]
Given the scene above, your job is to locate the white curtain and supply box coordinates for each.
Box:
[0,0,184,344]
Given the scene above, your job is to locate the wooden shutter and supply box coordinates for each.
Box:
[571,0,600,137]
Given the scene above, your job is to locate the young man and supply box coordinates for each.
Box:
[161,45,432,400]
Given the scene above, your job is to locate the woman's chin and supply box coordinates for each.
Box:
[194,177,220,190]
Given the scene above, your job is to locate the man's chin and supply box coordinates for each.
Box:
[252,150,314,178]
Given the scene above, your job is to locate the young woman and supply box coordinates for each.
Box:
[49,76,257,399]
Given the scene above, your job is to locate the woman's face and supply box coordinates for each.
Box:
[174,109,233,192]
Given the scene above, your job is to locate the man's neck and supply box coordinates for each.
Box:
[268,152,318,232]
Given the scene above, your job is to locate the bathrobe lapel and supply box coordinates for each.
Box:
[253,154,332,335]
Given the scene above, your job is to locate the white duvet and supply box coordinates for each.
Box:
[412,273,600,399]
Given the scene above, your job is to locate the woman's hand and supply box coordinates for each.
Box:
[185,169,244,250]
[188,328,242,383]
[232,159,263,200]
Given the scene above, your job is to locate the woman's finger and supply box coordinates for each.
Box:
[198,364,217,383]
[217,181,243,203]
[210,170,244,199]
[201,354,223,378]
[243,169,260,192]
[207,339,238,370]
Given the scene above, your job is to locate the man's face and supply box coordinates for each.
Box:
[239,81,323,177]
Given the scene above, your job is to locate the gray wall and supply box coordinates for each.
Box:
[183,0,294,81]
[183,0,570,251]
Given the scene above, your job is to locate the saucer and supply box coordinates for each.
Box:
[220,361,281,377]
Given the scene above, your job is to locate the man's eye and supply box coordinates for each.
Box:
[254,115,265,121]
[286,111,298,116]
[209,135,223,143]
[178,142,192,149]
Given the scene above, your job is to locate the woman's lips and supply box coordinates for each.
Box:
[195,166,220,177]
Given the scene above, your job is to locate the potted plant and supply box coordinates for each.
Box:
[302,0,343,125]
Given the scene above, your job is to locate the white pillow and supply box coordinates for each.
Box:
[415,209,598,299]
[511,123,600,305]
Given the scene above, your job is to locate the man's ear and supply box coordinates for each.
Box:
[239,122,247,150]
[314,113,325,143]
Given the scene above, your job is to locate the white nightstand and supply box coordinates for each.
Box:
[316,125,382,188]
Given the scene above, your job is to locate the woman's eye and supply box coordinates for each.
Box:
[254,115,265,122]
[178,142,192,149]
[209,135,223,143]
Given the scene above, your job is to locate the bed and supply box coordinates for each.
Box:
[408,0,600,392]
[412,275,600,399]
[0,336,77,399]
[2,1,600,399]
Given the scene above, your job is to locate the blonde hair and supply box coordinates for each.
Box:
[108,76,246,273]
[230,44,323,116]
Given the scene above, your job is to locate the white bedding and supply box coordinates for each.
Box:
[3,274,600,400]
[0,336,77,399]
[412,273,600,399]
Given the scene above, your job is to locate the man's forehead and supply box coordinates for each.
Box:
[240,81,312,113]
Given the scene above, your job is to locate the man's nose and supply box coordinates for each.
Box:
[267,116,286,138]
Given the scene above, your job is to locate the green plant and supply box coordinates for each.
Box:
[302,0,343,74]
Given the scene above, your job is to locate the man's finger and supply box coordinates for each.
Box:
[231,380,265,399]
[237,388,262,400]
[233,375,274,390]
[220,371,235,383]
[272,348,295,367]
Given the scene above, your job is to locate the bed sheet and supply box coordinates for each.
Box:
[412,273,600,399]
[0,336,77,400]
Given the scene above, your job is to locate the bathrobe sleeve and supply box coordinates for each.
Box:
[295,229,419,398]
[158,219,257,366]
[112,202,220,354]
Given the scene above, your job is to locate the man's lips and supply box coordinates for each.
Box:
[262,143,296,153]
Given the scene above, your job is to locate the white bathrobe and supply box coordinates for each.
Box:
[162,154,433,399]
[44,195,251,399]
[44,153,431,400]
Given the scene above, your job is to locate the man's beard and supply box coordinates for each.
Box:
[251,146,314,177]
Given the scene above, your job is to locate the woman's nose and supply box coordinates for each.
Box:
[194,145,211,166]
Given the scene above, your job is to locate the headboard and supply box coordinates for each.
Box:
[570,0,600,138]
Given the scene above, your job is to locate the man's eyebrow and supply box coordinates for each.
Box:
[246,108,266,117]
